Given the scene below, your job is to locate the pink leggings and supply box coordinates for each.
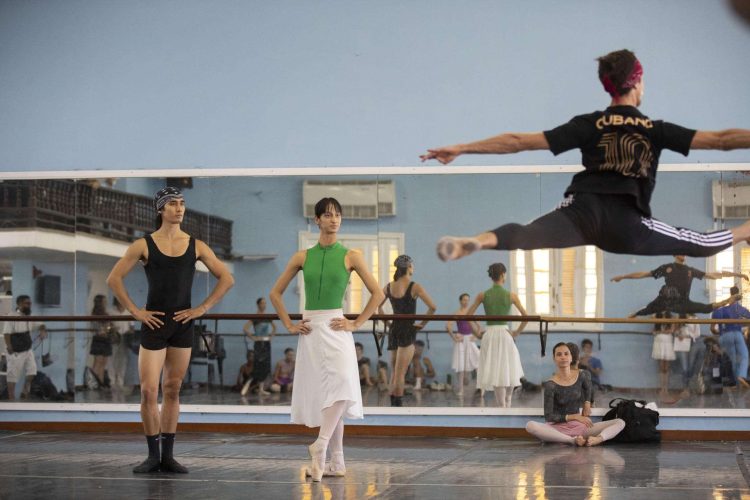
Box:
[526,419,625,445]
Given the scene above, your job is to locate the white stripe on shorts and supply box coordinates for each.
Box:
[641,217,733,247]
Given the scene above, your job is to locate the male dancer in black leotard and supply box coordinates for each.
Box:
[421,49,750,260]
[107,187,234,473]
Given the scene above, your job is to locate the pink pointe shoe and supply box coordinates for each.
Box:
[436,237,482,262]
[308,441,326,482]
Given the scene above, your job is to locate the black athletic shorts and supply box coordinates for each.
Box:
[387,322,417,351]
[140,312,194,351]
[490,192,733,257]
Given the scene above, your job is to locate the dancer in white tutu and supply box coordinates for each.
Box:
[269,197,384,482]
[446,293,480,396]
[467,263,528,407]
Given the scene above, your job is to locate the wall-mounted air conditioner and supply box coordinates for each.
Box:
[712,180,750,220]
[303,180,396,219]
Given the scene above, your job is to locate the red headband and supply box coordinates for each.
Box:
[601,59,643,97]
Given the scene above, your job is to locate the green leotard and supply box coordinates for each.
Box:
[482,284,511,325]
[302,241,350,310]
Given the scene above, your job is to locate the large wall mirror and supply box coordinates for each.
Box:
[1,168,748,411]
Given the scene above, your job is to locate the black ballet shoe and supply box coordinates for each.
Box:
[393,396,403,407]
[160,456,188,473]
[390,395,395,406]
[133,456,161,473]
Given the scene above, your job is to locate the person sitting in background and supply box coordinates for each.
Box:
[376,360,389,391]
[579,339,604,388]
[407,340,437,390]
[355,342,374,387]
[710,286,750,388]
[270,348,295,393]
[701,336,737,393]
[567,342,593,410]
[234,350,254,392]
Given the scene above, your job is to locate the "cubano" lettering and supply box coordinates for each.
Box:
[596,114,653,130]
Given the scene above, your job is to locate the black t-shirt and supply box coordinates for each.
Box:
[543,106,696,217]
[651,262,705,300]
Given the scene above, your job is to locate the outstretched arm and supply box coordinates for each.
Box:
[610,271,652,282]
[420,132,549,164]
[691,129,750,151]
[704,270,749,281]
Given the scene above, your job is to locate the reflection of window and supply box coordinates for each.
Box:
[298,232,404,329]
[708,244,749,307]
[510,246,603,329]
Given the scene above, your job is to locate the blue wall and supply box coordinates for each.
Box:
[2,0,750,394]
[0,0,749,170]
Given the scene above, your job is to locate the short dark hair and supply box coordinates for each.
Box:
[256,297,264,306]
[731,286,740,295]
[16,294,30,305]
[284,348,294,354]
[597,49,639,97]
[459,293,470,301]
[414,339,425,347]
[566,342,580,365]
[314,197,342,218]
[581,338,593,348]
[488,263,507,281]
[354,342,363,349]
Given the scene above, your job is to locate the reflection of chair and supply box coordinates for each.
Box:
[188,324,225,388]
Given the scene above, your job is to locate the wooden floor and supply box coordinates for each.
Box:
[1,431,749,499]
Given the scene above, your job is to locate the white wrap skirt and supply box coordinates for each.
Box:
[476,325,524,390]
[451,335,480,372]
[290,309,364,427]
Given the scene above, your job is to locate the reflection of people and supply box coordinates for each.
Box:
[629,285,739,318]
[611,255,747,307]
[271,348,295,393]
[110,297,135,391]
[407,340,436,388]
[107,187,234,474]
[579,339,603,387]
[242,297,276,395]
[378,255,437,406]
[3,295,46,400]
[467,263,527,407]
[526,343,625,446]
[89,294,113,389]
[422,49,750,261]
[710,286,750,387]
[355,342,374,386]
[269,197,384,482]
[651,312,676,399]
[234,350,254,391]
[447,293,480,396]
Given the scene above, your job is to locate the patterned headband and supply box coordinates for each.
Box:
[154,186,184,212]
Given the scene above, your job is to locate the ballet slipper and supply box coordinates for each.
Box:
[436,236,482,262]
[586,436,604,447]
[308,440,326,482]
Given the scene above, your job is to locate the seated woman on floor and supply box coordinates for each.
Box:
[526,342,625,446]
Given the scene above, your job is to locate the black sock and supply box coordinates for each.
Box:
[161,432,175,460]
[160,433,188,473]
[132,435,161,473]
[147,434,160,460]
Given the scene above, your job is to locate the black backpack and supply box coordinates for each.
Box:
[602,398,661,443]
[30,372,65,401]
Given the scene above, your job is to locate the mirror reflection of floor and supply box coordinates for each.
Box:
[70,384,750,409]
